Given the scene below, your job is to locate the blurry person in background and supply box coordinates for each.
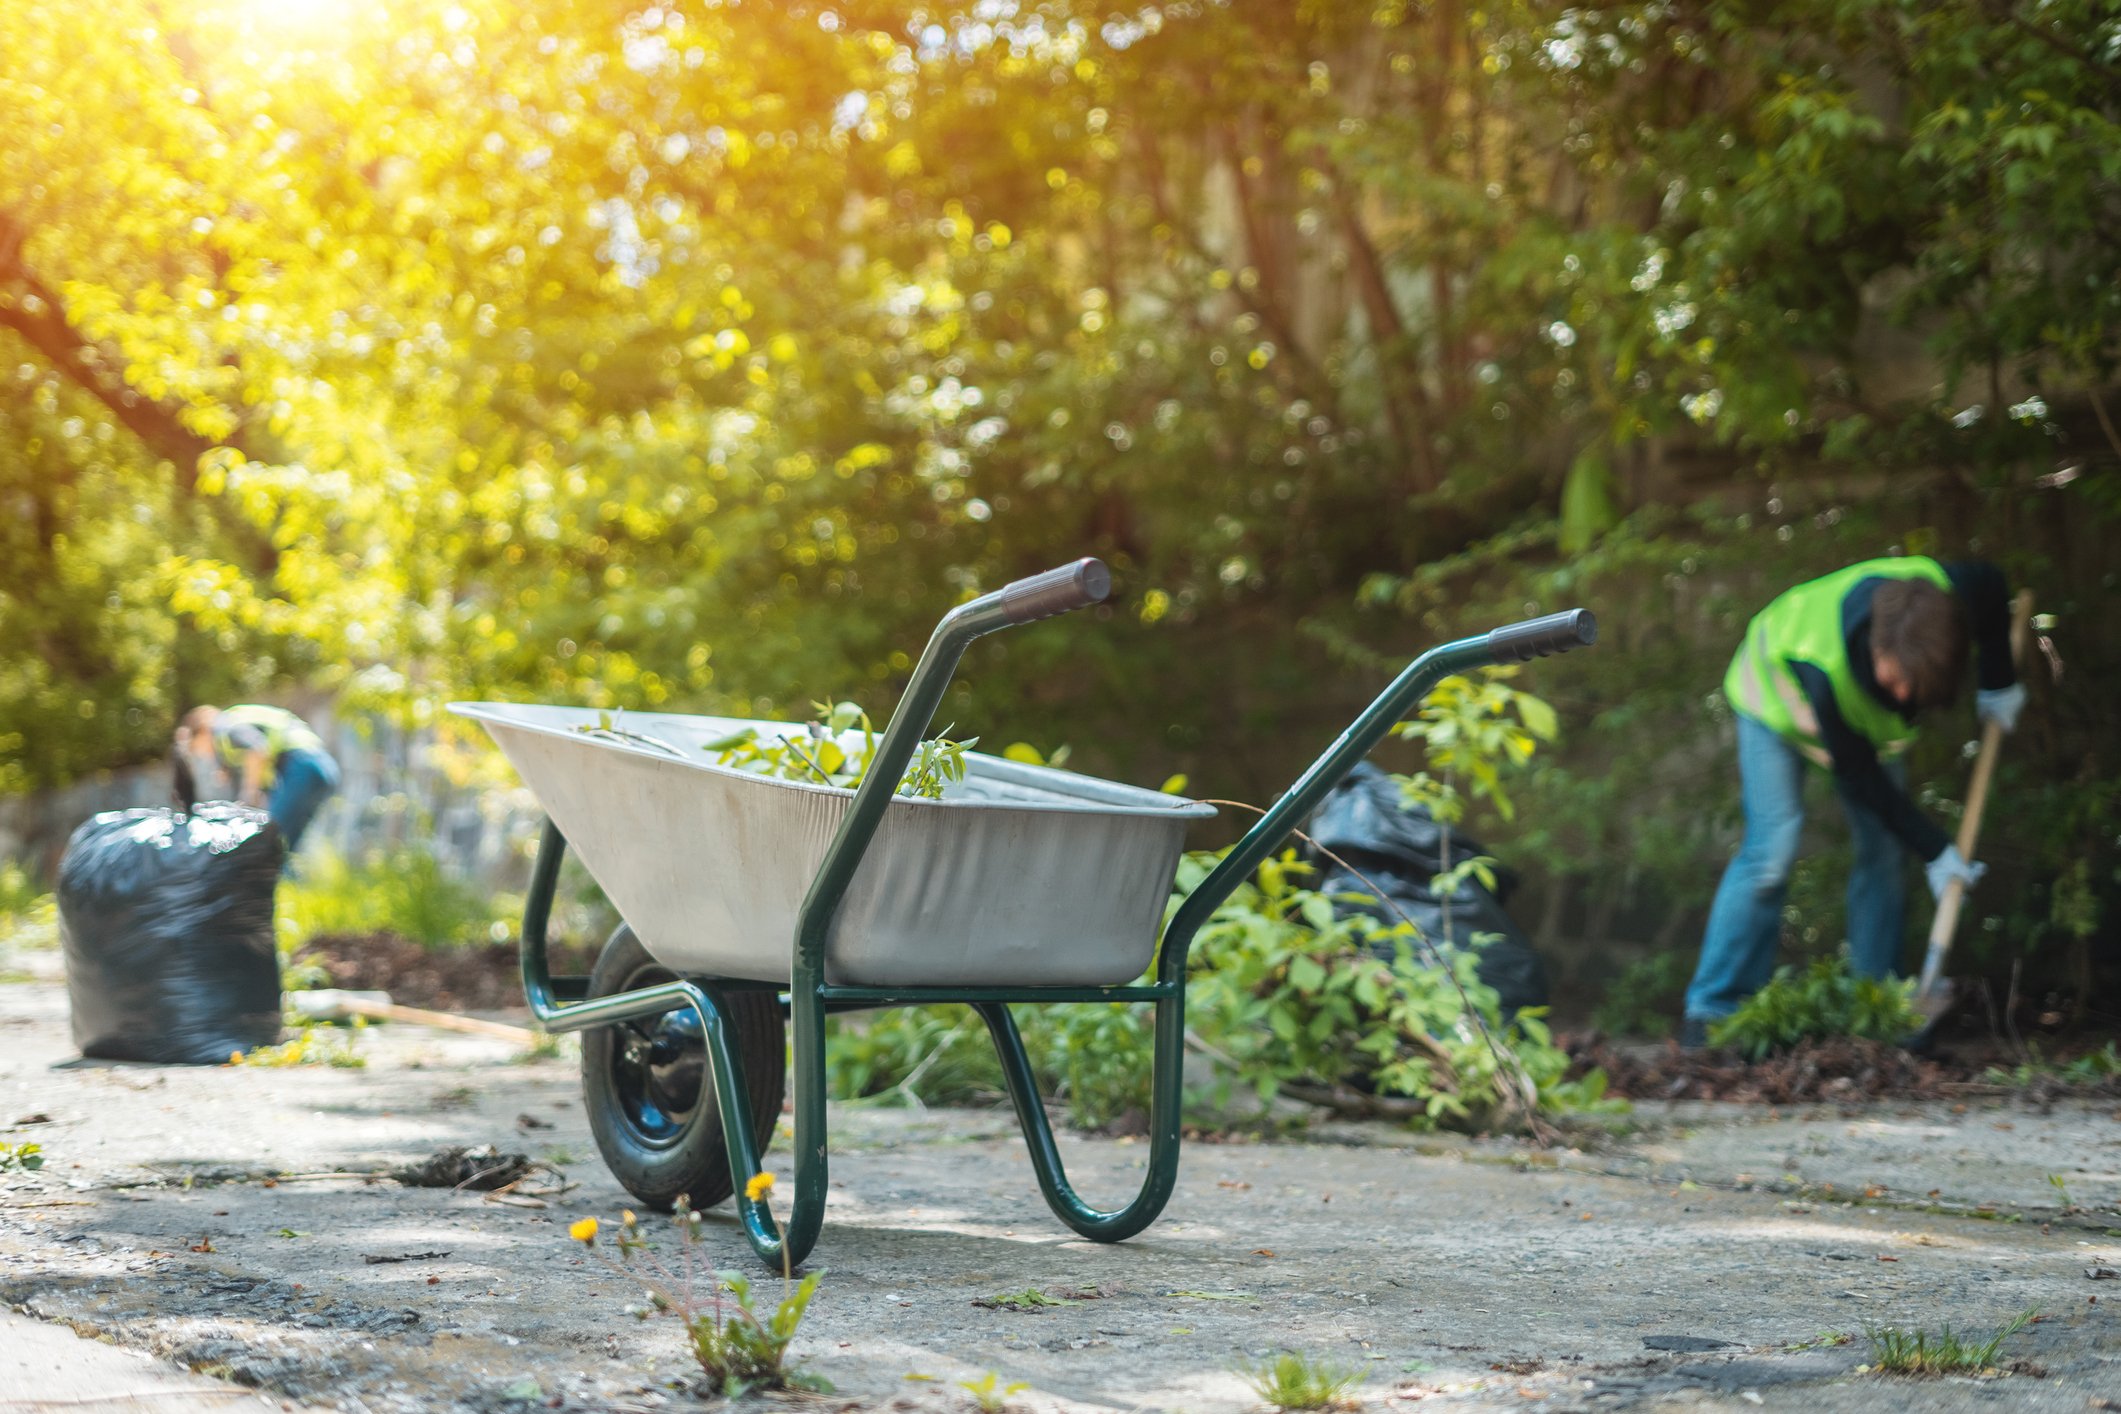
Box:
[174,704,340,860]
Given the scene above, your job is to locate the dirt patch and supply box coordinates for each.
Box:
[1569,1035,1962,1104]
[294,932,598,1012]
[1568,1028,2121,1106]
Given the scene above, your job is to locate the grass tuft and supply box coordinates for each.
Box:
[1236,1351,1364,1411]
[1865,1308,2036,1375]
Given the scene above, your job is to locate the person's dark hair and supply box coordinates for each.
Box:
[1873,578,1967,709]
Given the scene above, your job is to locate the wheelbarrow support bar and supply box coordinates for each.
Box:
[973,607,1596,1251]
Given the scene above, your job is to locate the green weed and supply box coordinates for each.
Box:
[1235,1351,1364,1411]
[231,1020,367,1069]
[1709,955,1921,1059]
[570,1205,828,1397]
[0,1141,45,1174]
[1864,1308,2036,1375]
[956,1371,1029,1413]
[975,1289,1063,1311]
[1983,1042,2121,1089]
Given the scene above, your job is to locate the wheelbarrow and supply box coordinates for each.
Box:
[452,558,1595,1269]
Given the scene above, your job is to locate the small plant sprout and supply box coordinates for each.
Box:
[0,1141,44,1174]
[957,1371,1030,1413]
[1863,1308,2037,1376]
[1235,1351,1364,1411]
[2048,1173,2076,1212]
[567,1201,828,1396]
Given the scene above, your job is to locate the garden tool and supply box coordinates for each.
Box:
[1910,588,2035,1032]
[288,988,541,1044]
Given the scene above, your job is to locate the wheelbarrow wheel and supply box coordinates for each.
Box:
[581,924,785,1211]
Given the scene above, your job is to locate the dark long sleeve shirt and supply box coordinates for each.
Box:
[1787,560,2014,863]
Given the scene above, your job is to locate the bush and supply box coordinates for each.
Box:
[1709,956,1921,1059]
[279,846,510,950]
[0,863,57,952]
[823,1000,1153,1130]
[1182,850,1611,1131]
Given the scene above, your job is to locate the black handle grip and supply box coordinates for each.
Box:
[1486,608,1597,663]
[999,558,1112,625]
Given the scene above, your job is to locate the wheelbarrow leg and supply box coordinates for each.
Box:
[974,995,1186,1242]
[519,821,822,1268]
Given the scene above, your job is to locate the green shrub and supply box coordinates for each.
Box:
[279,846,509,950]
[0,864,57,952]
[1182,850,1612,1130]
[1709,956,1921,1059]
[823,1000,1153,1130]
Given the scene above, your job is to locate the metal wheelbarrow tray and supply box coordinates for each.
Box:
[453,558,1597,1269]
[448,703,1215,988]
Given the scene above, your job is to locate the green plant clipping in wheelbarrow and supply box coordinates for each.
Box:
[704,700,977,800]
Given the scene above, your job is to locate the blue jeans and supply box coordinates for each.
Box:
[1684,714,1907,1021]
[267,747,340,860]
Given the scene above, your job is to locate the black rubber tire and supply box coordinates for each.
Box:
[581,924,786,1211]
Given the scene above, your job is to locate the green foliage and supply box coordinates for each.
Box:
[1391,669,1557,825]
[688,1269,827,1399]
[956,1372,1030,1413]
[575,1205,827,1397]
[707,701,974,799]
[0,1141,45,1174]
[1591,951,1697,1037]
[824,999,1152,1131]
[0,865,57,952]
[5,0,2118,1022]
[1982,1043,2121,1089]
[231,1020,367,1070]
[977,1290,1062,1311]
[278,847,509,951]
[1708,957,1922,1060]
[1234,1352,1363,1412]
[1864,1309,2036,1377]
[1183,852,1612,1130]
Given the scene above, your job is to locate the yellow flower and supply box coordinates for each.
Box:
[744,1171,776,1202]
[620,1209,636,1228]
[569,1217,599,1244]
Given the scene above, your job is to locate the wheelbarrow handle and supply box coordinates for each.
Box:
[1486,608,1598,662]
[997,557,1113,625]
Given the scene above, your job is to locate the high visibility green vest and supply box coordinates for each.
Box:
[1723,556,1952,768]
[211,705,327,785]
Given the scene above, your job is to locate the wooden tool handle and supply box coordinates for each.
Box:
[1916,588,2035,995]
[338,995,542,1044]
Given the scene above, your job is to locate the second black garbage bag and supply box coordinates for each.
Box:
[1304,761,1549,1018]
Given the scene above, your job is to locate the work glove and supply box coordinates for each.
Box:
[1925,844,1987,902]
[1976,682,2026,733]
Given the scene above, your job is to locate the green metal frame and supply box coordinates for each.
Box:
[517,591,1565,1269]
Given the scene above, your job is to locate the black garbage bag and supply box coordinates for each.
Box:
[58,805,284,1064]
[1306,762,1549,1018]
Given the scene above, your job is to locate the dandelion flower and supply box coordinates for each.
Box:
[569,1217,599,1244]
[744,1171,776,1201]
[621,1209,636,1227]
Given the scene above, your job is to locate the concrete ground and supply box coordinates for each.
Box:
[2,974,2117,1414]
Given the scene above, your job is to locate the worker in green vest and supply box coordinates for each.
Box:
[174,704,341,859]
[1680,557,2023,1047]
